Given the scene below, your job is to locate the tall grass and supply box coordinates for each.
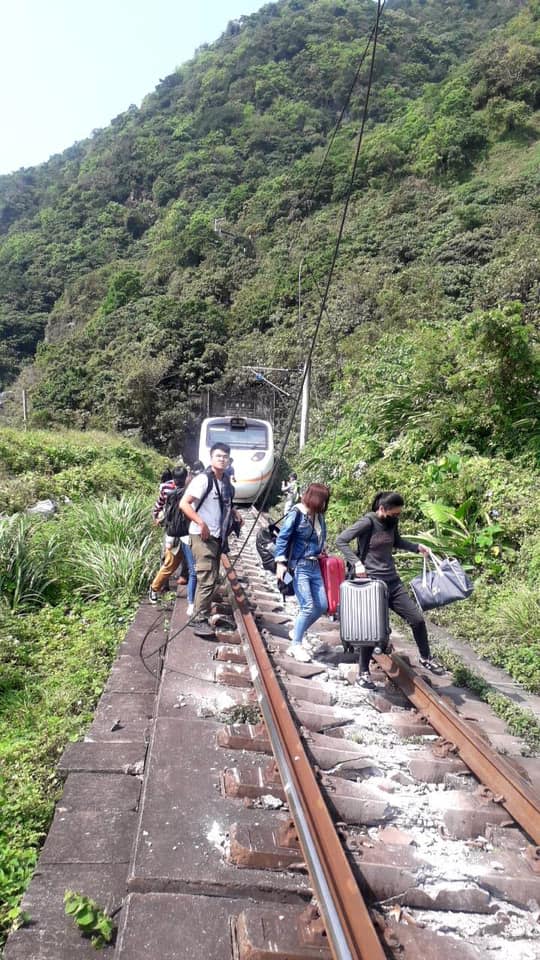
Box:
[59,495,158,601]
[493,584,540,644]
[65,495,151,546]
[0,495,158,610]
[0,516,59,612]
[67,539,156,600]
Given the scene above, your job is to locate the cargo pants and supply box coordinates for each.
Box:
[189,534,221,619]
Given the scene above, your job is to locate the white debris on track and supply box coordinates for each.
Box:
[207,820,229,856]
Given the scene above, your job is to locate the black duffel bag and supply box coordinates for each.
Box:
[255,512,301,598]
[410,551,474,611]
[255,524,280,573]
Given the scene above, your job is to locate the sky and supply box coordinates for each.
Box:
[0,0,267,175]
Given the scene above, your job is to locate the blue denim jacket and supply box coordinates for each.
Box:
[274,507,326,569]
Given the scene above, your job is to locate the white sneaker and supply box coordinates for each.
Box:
[186,603,194,617]
[286,644,312,663]
[356,672,376,689]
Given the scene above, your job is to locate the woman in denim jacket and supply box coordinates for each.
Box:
[274,482,330,662]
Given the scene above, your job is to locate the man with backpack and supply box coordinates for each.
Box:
[148,466,190,603]
[180,442,243,637]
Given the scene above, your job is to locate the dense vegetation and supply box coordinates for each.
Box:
[300,299,540,692]
[0,430,166,943]
[0,0,536,447]
[0,427,165,513]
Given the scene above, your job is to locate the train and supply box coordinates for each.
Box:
[198,415,274,503]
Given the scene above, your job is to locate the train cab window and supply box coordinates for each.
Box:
[206,420,268,449]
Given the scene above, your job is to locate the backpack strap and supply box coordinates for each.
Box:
[286,507,304,565]
[195,469,215,513]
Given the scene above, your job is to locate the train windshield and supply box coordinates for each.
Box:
[206,420,269,450]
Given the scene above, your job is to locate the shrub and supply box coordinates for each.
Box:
[0,516,59,612]
[55,496,159,602]
[66,540,156,602]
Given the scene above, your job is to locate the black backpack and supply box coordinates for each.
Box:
[255,523,280,572]
[255,509,302,596]
[163,486,190,538]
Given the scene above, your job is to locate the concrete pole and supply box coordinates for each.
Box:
[299,358,310,450]
[22,389,28,430]
[298,257,310,450]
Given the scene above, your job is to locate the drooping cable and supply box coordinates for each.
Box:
[140,0,385,671]
[235,0,384,527]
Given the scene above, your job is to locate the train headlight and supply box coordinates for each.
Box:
[251,451,266,461]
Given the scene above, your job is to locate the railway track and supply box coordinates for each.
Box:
[6,516,540,959]
[219,517,540,959]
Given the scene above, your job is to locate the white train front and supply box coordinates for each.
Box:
[198,416,274,504]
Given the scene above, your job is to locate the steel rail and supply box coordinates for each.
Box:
[222,555,386,960]
[374,652,540,845]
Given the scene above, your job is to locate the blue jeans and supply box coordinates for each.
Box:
[292,558,328,644]
[182,540,197,604]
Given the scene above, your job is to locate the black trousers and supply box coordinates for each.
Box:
[359,577,431,671]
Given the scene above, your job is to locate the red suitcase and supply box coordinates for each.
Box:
[319,555,346,616]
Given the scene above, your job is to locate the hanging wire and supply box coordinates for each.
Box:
[140,0,385,671]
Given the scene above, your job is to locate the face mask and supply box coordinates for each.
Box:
[381,515,398,529]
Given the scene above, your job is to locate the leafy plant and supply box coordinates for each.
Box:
[0,516,59,611]
[67,538,156,601]
[418,499,506,574]
[56,495,159,601]
[64,890,116,949]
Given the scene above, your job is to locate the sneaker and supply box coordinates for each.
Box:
[285,644,312,663]
[192,618,216,638]
[148,588,159,605]
[209,613,235,630]
[419,657,444,675]
[356,672,376,689]
[186,603,194,617]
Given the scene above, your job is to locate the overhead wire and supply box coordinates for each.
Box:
[211,0,384,561]
[140,0,385,674]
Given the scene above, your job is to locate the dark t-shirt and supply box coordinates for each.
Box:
[363,518,398,579]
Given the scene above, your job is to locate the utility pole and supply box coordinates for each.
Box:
[298,257,310,450]
[299,359,310,450]
[22,389,28,431]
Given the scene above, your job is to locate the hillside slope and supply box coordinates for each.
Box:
[0,0,536,450]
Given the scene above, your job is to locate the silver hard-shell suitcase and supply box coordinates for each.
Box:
[339,579,390,650]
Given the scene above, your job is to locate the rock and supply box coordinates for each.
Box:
[26,498,58,518]
[260,795,284,810]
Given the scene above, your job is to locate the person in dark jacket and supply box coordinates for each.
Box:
[336,490,442,686]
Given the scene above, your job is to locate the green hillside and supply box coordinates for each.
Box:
[0,0,536,447]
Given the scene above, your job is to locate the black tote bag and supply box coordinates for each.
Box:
[410,552,474,611]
